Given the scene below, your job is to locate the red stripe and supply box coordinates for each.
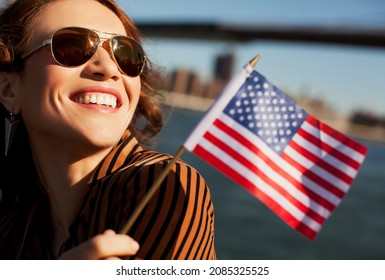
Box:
[203,130,326,224]
[214,118,337,211]
[297,127,361,170]
[288,139,353,185]
[306,115,368,156]
[281,152,346,198]
[193,144,317,240]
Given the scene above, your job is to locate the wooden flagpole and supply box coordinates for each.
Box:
[119,53,262,235]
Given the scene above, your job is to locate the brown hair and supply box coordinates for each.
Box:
[0,0,164,143]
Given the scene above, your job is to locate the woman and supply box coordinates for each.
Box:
[0,0,216,259]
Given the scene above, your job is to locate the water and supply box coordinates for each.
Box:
[152,108,385,260]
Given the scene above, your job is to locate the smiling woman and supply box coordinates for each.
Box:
[0,0,216,260]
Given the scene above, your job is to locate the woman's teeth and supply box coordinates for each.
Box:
[75,94,117,108]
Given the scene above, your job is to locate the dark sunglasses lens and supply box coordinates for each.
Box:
[52,28,98,66]
[112,36,145,77]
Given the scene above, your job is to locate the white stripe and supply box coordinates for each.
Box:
[302,121,366,164]
[283,146,350,192]
[292,133,358,178]
[209,125,332,219]
[218,113,342,206]
[198,137,322,233]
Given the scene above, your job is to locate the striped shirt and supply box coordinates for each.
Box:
[0,130,216,259]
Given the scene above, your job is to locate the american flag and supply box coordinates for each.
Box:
[184,63,368,239]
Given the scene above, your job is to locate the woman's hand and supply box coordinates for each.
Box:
[58,229,140,260]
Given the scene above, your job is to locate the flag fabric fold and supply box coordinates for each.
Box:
[183,63,368,239]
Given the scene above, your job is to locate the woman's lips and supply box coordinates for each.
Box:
[69,86,124,110]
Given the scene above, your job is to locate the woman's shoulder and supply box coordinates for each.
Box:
[119,149,207,185]
[92,148,214,214]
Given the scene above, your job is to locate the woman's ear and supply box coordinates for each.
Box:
[0,72,20,114]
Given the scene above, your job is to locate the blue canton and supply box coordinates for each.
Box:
[223,71,308,155]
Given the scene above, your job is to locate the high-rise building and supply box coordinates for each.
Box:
[213,52,235,81]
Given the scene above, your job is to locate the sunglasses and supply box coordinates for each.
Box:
[21,26,146,77]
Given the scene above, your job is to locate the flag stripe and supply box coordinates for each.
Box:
[216,114,342,208]
[204,130,327,224]
[197,137,323,232]
[211,117,338,218]
[288,136,354,184]
[305,116,367,162]
[296,127,362,171]
[193,141,319,239]
[281,149,347,198]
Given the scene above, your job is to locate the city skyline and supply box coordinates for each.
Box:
[165,50,384,118]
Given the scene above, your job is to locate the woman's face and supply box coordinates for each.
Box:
[14,0,141,154]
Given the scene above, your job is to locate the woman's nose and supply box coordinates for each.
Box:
[83,41,121,81]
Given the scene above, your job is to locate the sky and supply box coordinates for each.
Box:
[117,0,385,115]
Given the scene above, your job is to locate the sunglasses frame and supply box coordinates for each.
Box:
[21,26,146,77]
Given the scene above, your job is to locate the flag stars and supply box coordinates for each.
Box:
[224,71,308,155]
